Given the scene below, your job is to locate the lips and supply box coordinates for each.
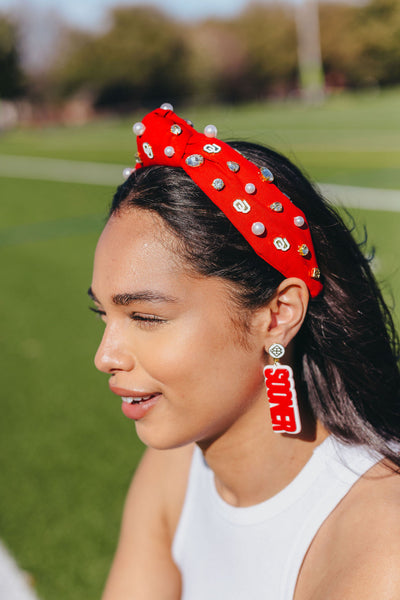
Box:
[109,384,156,399]
[109,384,162,420]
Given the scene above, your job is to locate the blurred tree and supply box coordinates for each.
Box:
[356,0,400,86]
[319,3,362,87]
[320,0,400,88]
[52,6,190,110]
[0,15,25,99]
[233,4,298,98]
[185,19,249,103]
[44,0,400,111]
[185,4,298,104]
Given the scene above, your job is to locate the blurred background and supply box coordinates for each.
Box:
[0,0,399,598]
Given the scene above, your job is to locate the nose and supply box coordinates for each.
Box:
[94,324,135,374]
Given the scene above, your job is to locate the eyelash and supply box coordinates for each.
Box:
[90,307,106,319]
[130,314,164,324]
[89,307,165,326]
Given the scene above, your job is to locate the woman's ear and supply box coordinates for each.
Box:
[264,278,309,348]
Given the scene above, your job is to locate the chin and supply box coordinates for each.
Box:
[134,422,196,451]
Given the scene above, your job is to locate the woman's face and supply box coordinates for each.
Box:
[90,209,269,450]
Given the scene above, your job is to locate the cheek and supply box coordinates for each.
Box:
[135,318,262,398]
[135,325,212,384]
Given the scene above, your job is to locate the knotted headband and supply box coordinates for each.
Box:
[128,103,322,297]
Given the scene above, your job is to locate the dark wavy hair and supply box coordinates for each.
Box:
[110,141,400,468]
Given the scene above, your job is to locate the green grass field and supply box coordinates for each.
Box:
[0,88,399,600]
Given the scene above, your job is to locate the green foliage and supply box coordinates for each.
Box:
[233,4,297,96]
[187,5,297,103]
[184,19,249,102]
[357,0,400,86]
[0,15,24,99]
[52,6,190,109]
[320,0,400,87]
[46,0,400,107]
[319,3,361,87]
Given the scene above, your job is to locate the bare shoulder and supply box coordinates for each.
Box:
[102,444,194,600]
[296,461,400,600]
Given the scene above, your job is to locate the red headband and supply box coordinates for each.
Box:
[130,104,322,297]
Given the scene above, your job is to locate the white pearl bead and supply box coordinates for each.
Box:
[204,124,218,138]
[245,183,256,194]
[294,216,305,227]
[251,222,266,236]
[164,146,175,157]
[122,167,133,180]
[160,102,174,111]
[132,122,146,136]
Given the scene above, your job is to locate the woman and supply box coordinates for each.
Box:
[90,104,400,599]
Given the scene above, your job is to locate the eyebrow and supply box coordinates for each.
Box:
[87,287,178,306]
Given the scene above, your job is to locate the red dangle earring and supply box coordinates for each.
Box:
[264,343,301,434]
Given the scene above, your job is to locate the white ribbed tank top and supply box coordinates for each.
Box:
[172,437,380,600]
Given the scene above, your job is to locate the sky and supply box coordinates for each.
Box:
[0,0,272,70]
[0,0,256,29]
[0,0,315,70]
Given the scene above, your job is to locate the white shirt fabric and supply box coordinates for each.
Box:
[172,436,380,600]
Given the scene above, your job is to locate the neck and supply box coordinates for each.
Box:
[198,403,329,507]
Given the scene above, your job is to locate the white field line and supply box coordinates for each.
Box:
[318,183,400,212]
[0,154,122,186]
[0,542,40,600]
[1,154,400,211]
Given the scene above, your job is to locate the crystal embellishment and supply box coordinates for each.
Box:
[186,154,204,167]
[212,178,225,191]
[270,202,283,213]
[311,267,321,280]
[260,167,274,182]
[227,161,240,173]
[298,244,310,257]
[171,124,182,135]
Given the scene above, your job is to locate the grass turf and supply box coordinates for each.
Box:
[0,178,146,599]
[1,87,400,188]
[0,88,399,599]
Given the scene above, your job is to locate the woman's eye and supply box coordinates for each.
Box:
[130,313,166,326]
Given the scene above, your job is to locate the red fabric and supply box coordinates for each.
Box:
[135,108,322,297]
